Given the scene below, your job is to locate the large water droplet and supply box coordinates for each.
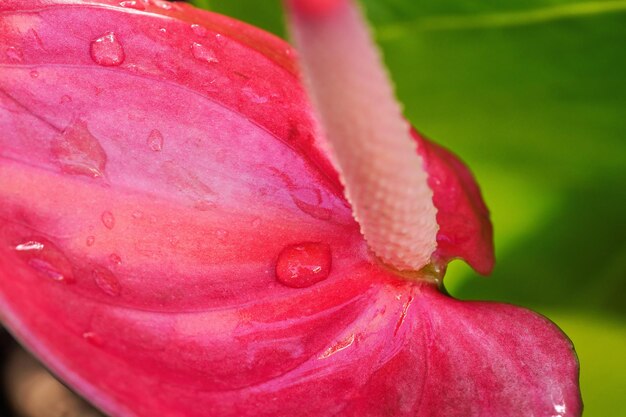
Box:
[29,70,39,79]
[14,237,75,283]
[275,242,332,288]
[101,211,115,230]
[147,129,164,152]
[92,266,121,296]
[51,120,107,178]
[191,42,218,64]
[119,0,145,10]
[90,32,125,67]
[86,235,96,247]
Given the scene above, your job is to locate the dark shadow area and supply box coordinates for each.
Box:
[0,329,17,415]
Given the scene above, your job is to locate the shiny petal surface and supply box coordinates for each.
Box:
[0,1,577,417]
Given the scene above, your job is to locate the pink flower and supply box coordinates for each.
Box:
[0,0,581,416]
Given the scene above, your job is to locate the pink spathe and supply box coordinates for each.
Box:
[0,1,580,416]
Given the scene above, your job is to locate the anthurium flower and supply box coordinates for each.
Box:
[0,0,581,416]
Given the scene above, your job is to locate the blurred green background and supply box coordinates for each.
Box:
[193,0,626,415]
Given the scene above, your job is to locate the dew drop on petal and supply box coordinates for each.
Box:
[251,217,261,228]
[109,253,122,265]
[90,32,125,67]
[319,333,356,359]
[93,266,121,296]
[82,331,104,346]
[60,95,72,104]
[132,210,144,219]
[86,235,96,247]
[51,120,107,179]
[119,0,146,10]
[149,0,173,10]
[191,24,208,37]
[101,211,115,230]
[29,70,39,79]
[275,242,332,288]
[191,42,218,64]
[14,237,74,284]
[147,129,164,152]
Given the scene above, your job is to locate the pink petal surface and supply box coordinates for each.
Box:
[0,1,579,416]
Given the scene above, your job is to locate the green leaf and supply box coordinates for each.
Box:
[192,1,626,415]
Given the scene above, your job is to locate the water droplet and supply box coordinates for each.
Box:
[132,210,144,219]
[90,32,125,67]
[51,120,108,178]
[158,27,168,35]
[101,211,115,230]
[109,253,122,265]
[147,129,164,152]
[149,0,173,10]
[119,0,145,10]
[14,237,74,283]
[86,235,96,247]
[5,46,23,63]
[191,42,218,64]
[251,217,261,228]
[319,334,355,359]
[275,242,332,288]
[82,331,104,346]
[29,70,39,79]
[190,24,208,37]
[60,95,72,104]
[92,266,121,296]
[15,241,45,251]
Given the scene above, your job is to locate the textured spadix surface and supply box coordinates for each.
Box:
[0,1,579,416]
